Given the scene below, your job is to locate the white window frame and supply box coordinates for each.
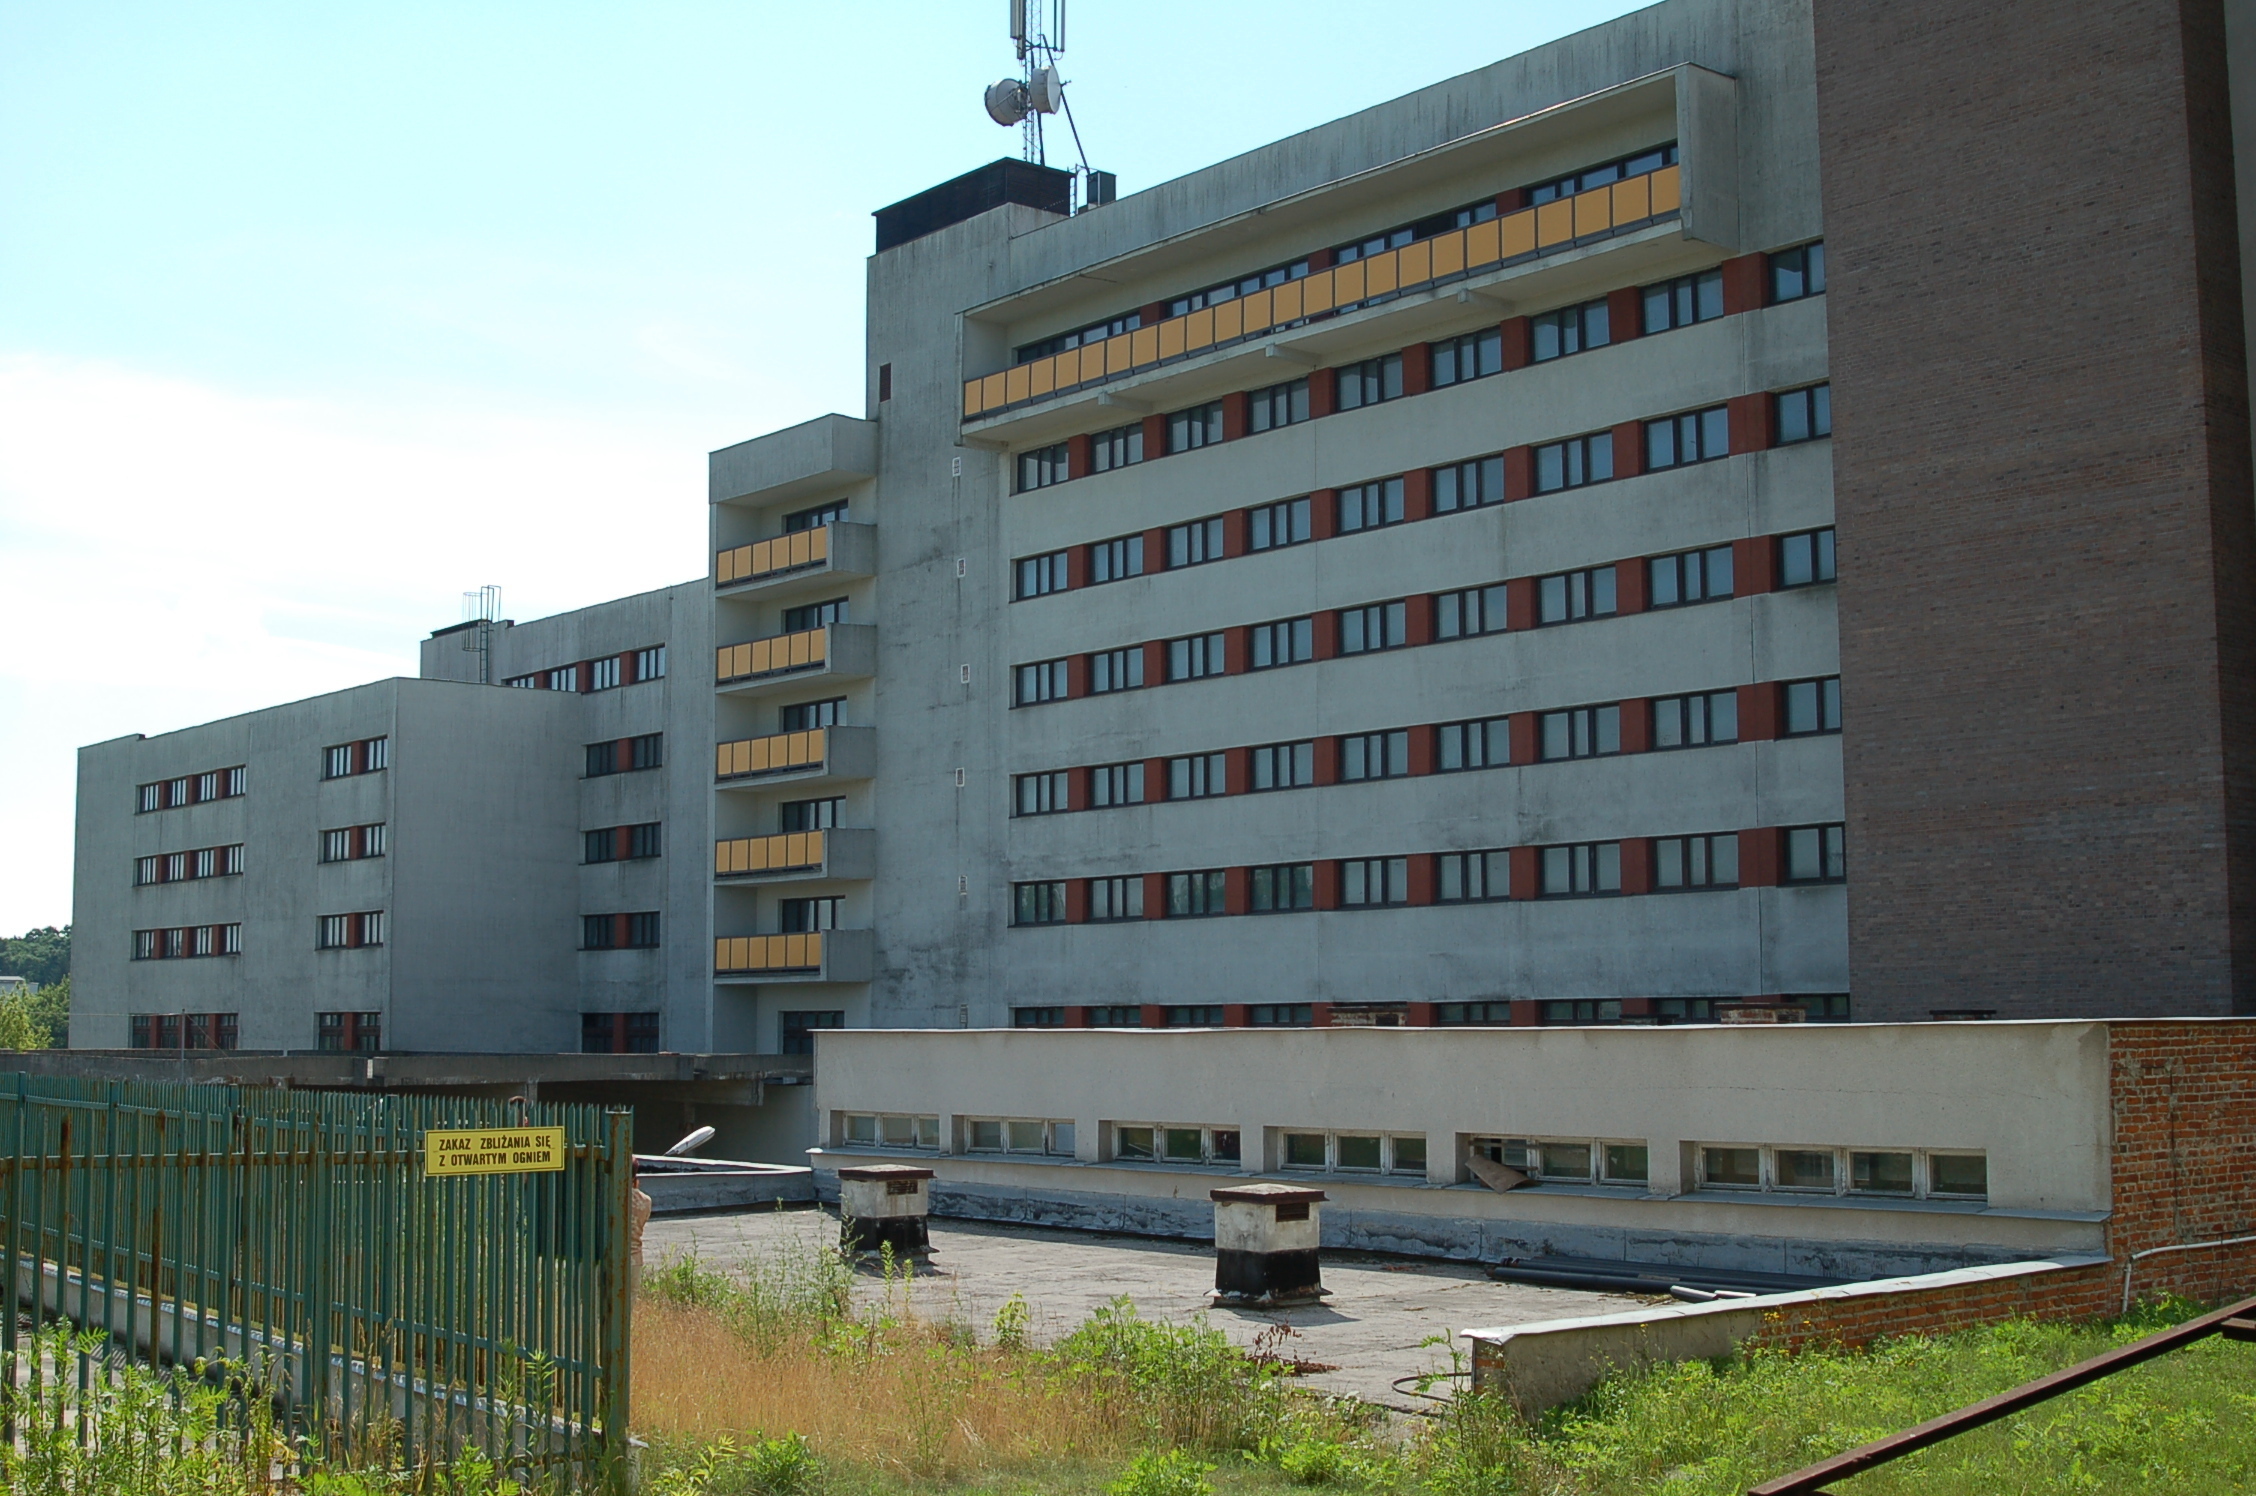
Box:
[838,1113,940,1150]
[962,1118,1076,1157]
[1277,1130,1428,1176]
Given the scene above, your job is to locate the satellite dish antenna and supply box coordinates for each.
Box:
[664,1125,716,1157]
[979,0,1103,205]
[1028,65,1063,115]
[985,78,1030,126]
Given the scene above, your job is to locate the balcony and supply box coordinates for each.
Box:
[713,828,876,884]
[715,624,875,695]
[715,522,876,599]
[714,928,874,983]
[711,413,876,508]
[713,726,876,789]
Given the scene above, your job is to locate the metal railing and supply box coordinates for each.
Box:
[1749,1293,2256,1494]
[717,524,830,586]
[0,1073,632,1481]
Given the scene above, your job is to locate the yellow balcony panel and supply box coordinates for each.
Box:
[1430,229,1466,280]
[1130,325,1160,367]
[714,725,874,788]
[1650,163,1681,215]
[713,826,874,883]
[716,546,747,585]
[1535,199,1575,249]
[963,379,984,417]
[1333,259,1367,305]
[715,624,873,693]
[1467,218,1504,268]
[716,523,870,599]
[1500,210,1536,260]
[714,927,873,982]
[1302,267,1335,315]
[1612,174,1651,226]
[1240,287,1273,336]
[1271,278,1304,323]
[980,372,1007,410]
[1397,239,1432,290]
[1004,364,1032,406]
[1213,297,1244,343]
[1364,248,1399,298]
[1157,318,1186,360]
[1184,307,1215,351]
[1574,188,1613,239]
[1103,333,1133,376]
[1029,358,1055,398]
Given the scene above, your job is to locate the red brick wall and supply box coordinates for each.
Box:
[1813,0,2256,1017]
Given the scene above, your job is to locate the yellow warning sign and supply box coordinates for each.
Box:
[423,1126,567,1177]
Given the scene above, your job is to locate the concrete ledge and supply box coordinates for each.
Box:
[634,1156,816,1214]
[1463,1255,2111,1415]
[710,414,877,507]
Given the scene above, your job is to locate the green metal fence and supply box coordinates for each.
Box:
[0,1072,633,1480]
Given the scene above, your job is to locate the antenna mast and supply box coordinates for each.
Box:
[985,0,1110,207]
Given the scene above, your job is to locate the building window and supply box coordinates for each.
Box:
[1643,268,1724,333]
[323,740,385,778]
[317,911,383,950]
[1251,616,1314,668]
[1770,241,1826,303]
[137,783,163,813]
[783,598,848,633]
[1168,632,1226,682]
[778,700,842,733]
[1702,1143,1979,1201]
[505,674,537,688]
[1091,761,1146,807]
[129,1013,239,1051]
[1088,876,1144,921]
[1091,421,1145,472]
[588,656,622,691]
[547,666,580,693]
[784,500,848,532]
[1652,691,1738,749]
[1249,378,1309,432]
[1535,432,1613,492]
[1015,660,1071,705]
[1166,870,1226,917]
[1779,527,1837,587]
[1250,497,1312,550]
[1168,401,1224,453]
[323,745,353,778]
[585,732,664,776]
[1170,257,1309,317]
[1280,1131,1425,1176]
[1013,1006,1065,1028]
[1167,753,1227,801]
[1438,850,1510,901]
[1777,383,1833,444]
[1341,857,1409,907]
[1531,298,1610,361]
[1433,455,1506,513]
[1340,730,1409,782]
[136,856,159,885]
[321,824,384,862]
[1090,534,1145,582]
[1016,552,1070,600]
[1432,328,1504,386]
[1785,824,1847,884]
[1337,477,1405,533]
[584,829,617,863]
[1650,545,1734,608]
[1168,517,1225,568]
[1436,584,1508,639]
[1542,842,1621,896]
[1090,648,1145,694]
[1250,1004,1314,1026]
[1338,601,1407,655]
[965,1117,1075,1154]
[778,898,839,933]
[1115,1124,1241,1166]
[226,766,246,796]
[637,645,667,681]
[318,1012,383,1053]
[1528,142,1676,205]
[1437,717,1511,771]
[781,797,843,832]
[840,1113,942,1149]
[1435,1001,1514,1025]
[1015,771,1069,816]
[1784,677,1843,735]
[1014,882,1068,926]
[1336,354,1403,411]
[1250,863,1314,912]
[582,1011,663,1054]
[1017,312,1141,362]
[1542,705,1620,760]
[1646,406,1730,469]
[1164,1006,1226,1028]
[1249,740,1315,791]
[1655,834,1740,890]
[581,914,616,950]
[1017,442,1069,493]
[628,822,661,859]
[132,925,240,960]
[1537,566,1617,625]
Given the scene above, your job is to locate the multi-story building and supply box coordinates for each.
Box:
[71,0,2256,1082]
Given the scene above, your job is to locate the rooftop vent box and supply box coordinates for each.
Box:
[874,159,1072,252]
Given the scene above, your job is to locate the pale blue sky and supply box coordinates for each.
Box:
[0,1,1648,931]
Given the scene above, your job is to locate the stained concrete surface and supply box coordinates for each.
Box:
[645,1206,1641,1408]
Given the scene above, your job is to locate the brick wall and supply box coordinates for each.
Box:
[1814,0,2256,1017]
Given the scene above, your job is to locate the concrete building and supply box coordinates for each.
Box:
[67,0,2256,1095]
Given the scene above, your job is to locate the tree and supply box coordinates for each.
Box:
[0,925,69,988]
[0,975,69,1050]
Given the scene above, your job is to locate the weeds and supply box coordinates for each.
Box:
[1105,1449,1216,1496]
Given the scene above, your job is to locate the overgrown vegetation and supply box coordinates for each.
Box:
[0,972,68,1048]
[0,923,70,988]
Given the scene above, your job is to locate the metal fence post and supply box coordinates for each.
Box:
[597,1106,635,1488]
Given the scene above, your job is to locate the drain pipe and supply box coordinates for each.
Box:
[2120,1234,2256,1313]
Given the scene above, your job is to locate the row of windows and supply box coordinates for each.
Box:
[1011,997,1847,1029]
[322,737,390,780]
[583,1010,663,1054]
[135,844,244,886]
[1005,235,1825,494]
[320,1011,383,1052]
[586,733,664,778]
[1008,826,1847,925]
[135,765,246,814]
[583,912,662,950]
[1010,675,1840,814]
[320,823,387,863]
[1010,530,1836,704]
[128,1013,239,1050]
[503,644,668,694]
[585,822,663,863]
[317,911,385,950]
[131,924,242,960]
[1010,395,1833,600]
